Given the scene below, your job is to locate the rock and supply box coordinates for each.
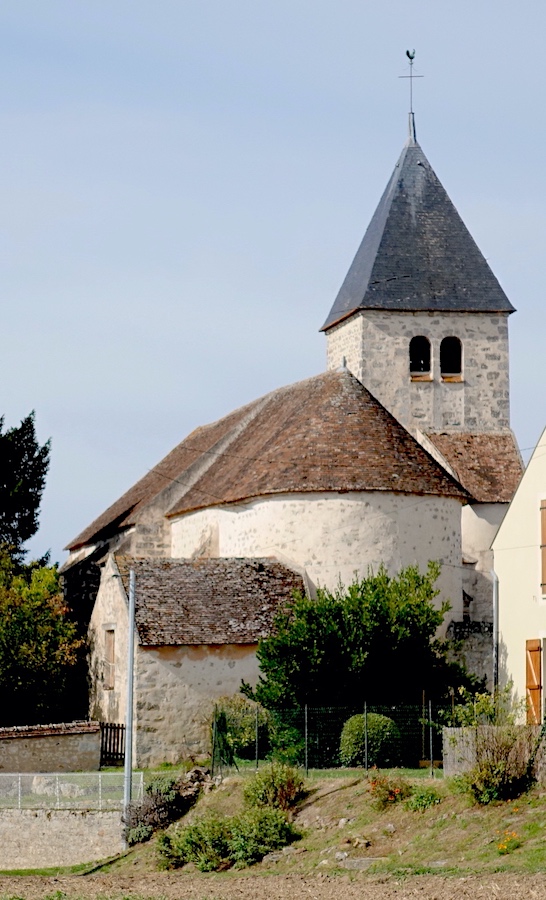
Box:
[334,851,348,861]
[341,857,387,870]
[383,823,396,834]
[262,851,283,864]
[338,817,348,827]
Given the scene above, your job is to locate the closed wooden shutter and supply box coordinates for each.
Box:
[526,639,542,724]
[540,500,546,596]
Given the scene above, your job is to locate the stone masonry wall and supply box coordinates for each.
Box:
[326,309,511,435]
[0,809,123,868]
[0,727,101,773]
[170,490,464,623]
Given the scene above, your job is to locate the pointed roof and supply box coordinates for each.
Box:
[321,120,515,330]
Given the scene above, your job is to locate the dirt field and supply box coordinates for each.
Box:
[1,872,546,900]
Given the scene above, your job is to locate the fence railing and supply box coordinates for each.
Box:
[0,771,144,810]
[211,702,451,776]
[100,722,125,766]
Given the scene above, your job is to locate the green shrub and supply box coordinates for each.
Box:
[214,695,269,759]
[339,713,401,767]
[157,807,300,871]
[243,762,305,811]
[405,785,441,812]
[368,771,411,809]
[158,813,232,872]
[228,807,300,865]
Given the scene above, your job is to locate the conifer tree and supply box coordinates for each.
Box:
[0,412,50,563]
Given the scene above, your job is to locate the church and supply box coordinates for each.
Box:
[62,114,523,763]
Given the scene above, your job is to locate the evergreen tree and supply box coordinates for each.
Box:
[0,412,50,563]
[243,562,473,709]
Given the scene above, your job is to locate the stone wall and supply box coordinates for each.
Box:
[0,809,123,869]
[134,643,260,767]
[326,309,510,435]
[0,724,101,773]
[170,490,464,621]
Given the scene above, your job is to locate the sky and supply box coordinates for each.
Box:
[1,1,545,564]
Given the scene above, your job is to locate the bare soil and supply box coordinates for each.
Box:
[1,871,546,900]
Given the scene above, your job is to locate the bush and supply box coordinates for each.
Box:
[368,771,411,809]
[213,695,269,760]
[157,808,300,871]
[405,785,441,812]
[339,713,401,767]
[228,807,299,866]
[124,769,205,844]
[243,762,305,811]
[158,813,232,871]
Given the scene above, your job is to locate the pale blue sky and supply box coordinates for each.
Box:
[1,1,545,563]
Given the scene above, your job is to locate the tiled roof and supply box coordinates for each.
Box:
[66,399,262,550]
[426,432,523,503]
[321,134,514,330]
[67,370,468,552]
[114,556,304,645]
[0,721,99,740]
[167,369,469,516]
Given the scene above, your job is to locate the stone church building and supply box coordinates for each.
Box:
[63,116,522,763]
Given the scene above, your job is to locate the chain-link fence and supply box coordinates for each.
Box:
[211,702,451,776]
[0,771,144,809]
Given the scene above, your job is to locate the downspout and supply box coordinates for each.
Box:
[491,568,499,691]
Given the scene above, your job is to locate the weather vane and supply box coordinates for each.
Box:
[399,49,423,114]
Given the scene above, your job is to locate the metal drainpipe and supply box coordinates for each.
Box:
[491,569,499,691]
[123,568,136,843]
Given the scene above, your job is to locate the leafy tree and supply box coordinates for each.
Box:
[243,562,472,709]
[0,412,50,564]
[0,551,84,725]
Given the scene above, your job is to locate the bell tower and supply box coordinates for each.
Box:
[321,115,515,439]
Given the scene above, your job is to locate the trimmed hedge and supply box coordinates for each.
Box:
[339,712,400,767]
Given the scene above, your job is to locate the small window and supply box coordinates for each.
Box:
[440,336,462,380]
[104,629,115,691]
[409,336,431,379]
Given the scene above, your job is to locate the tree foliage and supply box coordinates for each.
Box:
[0,551,84,725]
[0,412,50,563]
[243,562,472,708]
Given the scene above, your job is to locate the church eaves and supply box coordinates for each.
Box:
[321,126,515,331]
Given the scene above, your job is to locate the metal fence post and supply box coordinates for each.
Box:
[18,775,21,810]
[99,772,102,810]
[304,704,308,776]
[211,707,217,779]
[55,775,60,809]
[255,704,259,771]
[429,699,434,778]
[364,702,368,772]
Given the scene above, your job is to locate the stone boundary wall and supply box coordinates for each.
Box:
[0,722,101,773]
[0,808,123,868]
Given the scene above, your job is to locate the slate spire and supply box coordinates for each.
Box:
[321,121,514,331]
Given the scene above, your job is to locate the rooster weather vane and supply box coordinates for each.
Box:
[399,49,423,114]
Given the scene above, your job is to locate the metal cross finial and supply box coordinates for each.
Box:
[399,49,423,115]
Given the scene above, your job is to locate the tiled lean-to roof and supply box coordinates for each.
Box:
[114,555,304,645]
[321,121,515,330]
[426,432,523,504]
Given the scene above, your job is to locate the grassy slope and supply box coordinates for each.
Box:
[100,770,546,878]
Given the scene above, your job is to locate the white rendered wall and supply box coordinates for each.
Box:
[326,310,510,435]
[88,555,130,727]
[170,491,463,624]
[461,503,508,622]
[494,427,546,706]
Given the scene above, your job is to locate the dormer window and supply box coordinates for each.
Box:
[440,337,462,381]
[409,336,432,381]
